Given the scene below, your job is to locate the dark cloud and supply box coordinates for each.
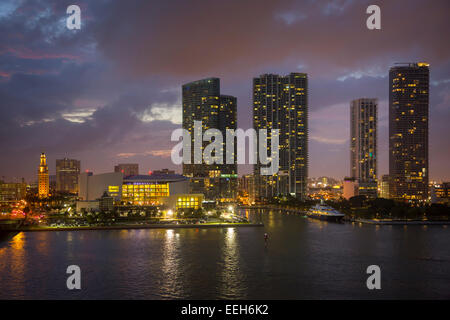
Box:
[0,0,449,182]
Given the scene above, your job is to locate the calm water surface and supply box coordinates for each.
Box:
[0,210,449,299]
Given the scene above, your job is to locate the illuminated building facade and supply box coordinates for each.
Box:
[114,163,139,176]
[0,180,27,201]
[162,194,204,211]
[253,73,308,200]
[350,98,378,198]
[379,174,390,199]
[431,182,449,204]
[182,78,237,201]
[56,158,80,193]
[38,152,49,198]
[389,63,429,201]
[78,171,189,206]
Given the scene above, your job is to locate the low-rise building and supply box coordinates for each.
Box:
[343,177,358,200]
[0,181,27,201]
[78,171,192,206]
[431,182,449,204]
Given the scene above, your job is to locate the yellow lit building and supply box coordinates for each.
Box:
[77,171,202,209]
[162,194,204,211]
[38,153,49,198]
[122,182,170,205]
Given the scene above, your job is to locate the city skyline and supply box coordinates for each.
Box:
[0,0,449,182]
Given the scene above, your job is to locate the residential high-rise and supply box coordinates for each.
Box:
[350,98,378,198]
[253,73,308,200]
[56,158,80,194]
[182,78,237,201]
[114,163,139,177]
[389,63,429,201]
[38,152,49,198]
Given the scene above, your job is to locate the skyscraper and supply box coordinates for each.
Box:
[389,63,429,201]
[38,152,49,198]
[350,98,378,198]
[114,163,139,177]
[56,158,80,194]
[253,73,308,200]
[182,78,237,200]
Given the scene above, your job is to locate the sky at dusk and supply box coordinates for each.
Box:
[0,0,449,183]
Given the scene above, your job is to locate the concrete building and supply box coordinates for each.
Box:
[0,181,27,201]
[76,200,99,213]
[343,177,358,200]
[114,163,139,177]
[56,158,80,194]
[78,171,190,206]
[78,172,123,201]
[389,62,429,201]
[253,73,308,200]
[182,78,237,201]
[350,98,378,198]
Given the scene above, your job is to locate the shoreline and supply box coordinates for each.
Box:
[8,222,264,232]
[351,218,450,225]
[240,206,450,226]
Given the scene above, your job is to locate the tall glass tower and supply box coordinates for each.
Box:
[389,62,429,201]
[182,78,237,201]
[350,98,378,198]
[253,73,308,201]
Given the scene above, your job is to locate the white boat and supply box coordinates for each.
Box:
[306,203,345,222]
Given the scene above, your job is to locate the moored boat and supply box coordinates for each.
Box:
[306,203,345,222]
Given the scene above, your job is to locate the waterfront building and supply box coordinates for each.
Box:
[431,182,449,204]
[182,78,237,201]
[253,73,308,201]
[56,158,80,194]
[38,153,49,198]
[76,200,100,213]
[78,171,192,207]
[99,191,114,212]
[350,98,378,198]
[114,163,139,176]
[389,62,429,201]
[162,194,204,211]
[78,171,123,201]
[343,177,358,200]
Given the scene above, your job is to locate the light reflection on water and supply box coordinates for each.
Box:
[0,210,449,299]
[218,227,247,299]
